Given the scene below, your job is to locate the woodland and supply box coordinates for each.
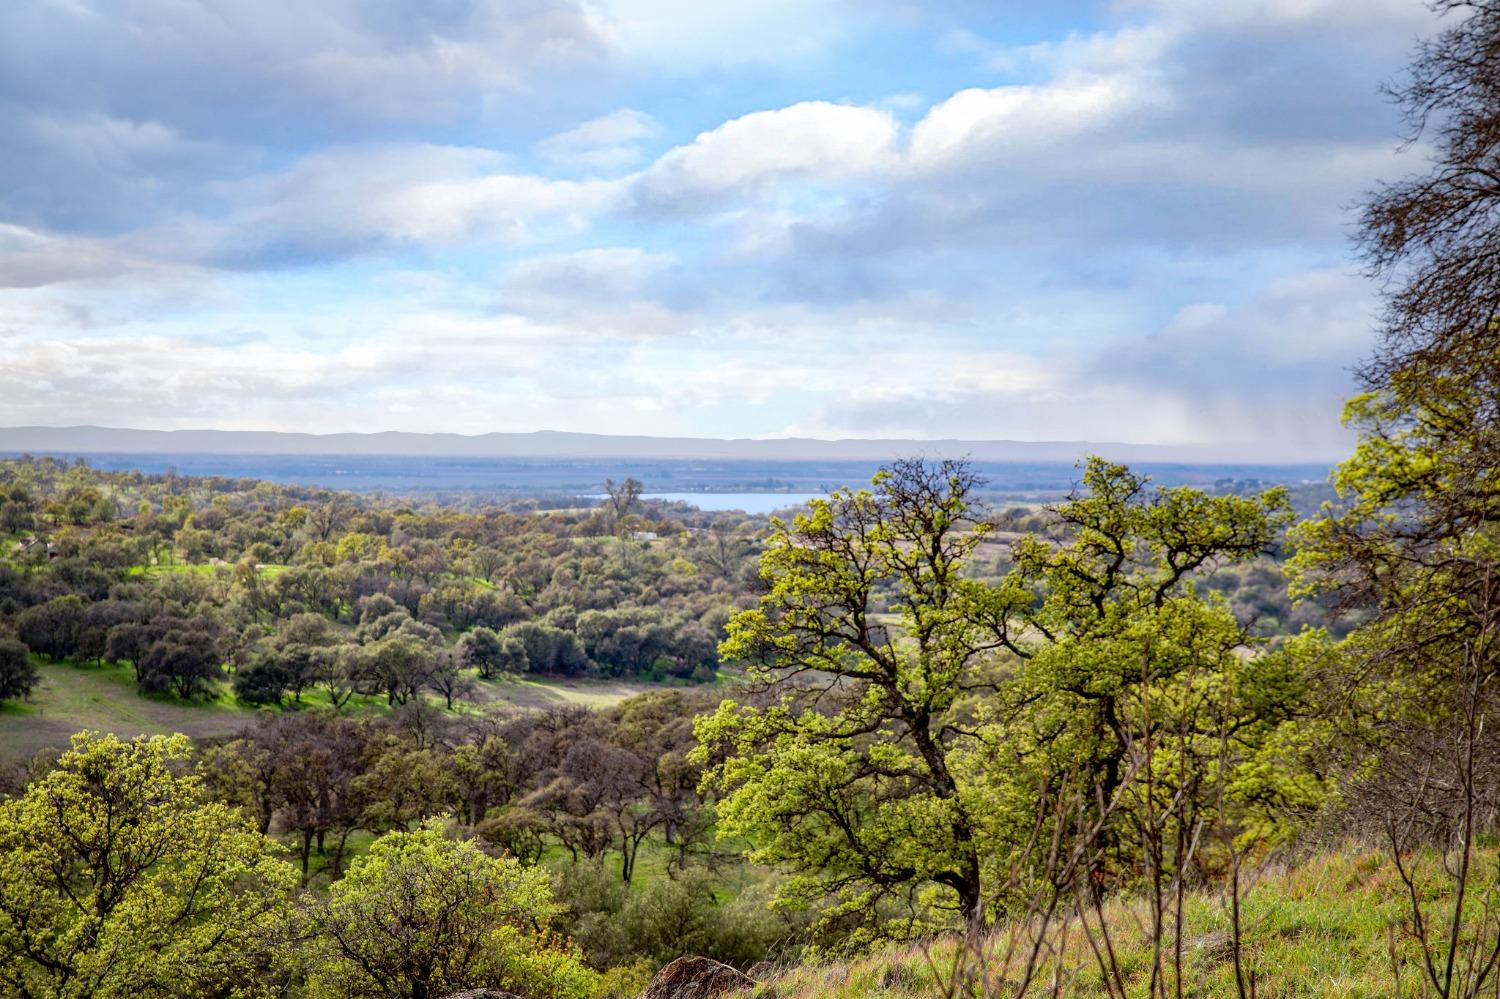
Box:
[5,1,1500,997]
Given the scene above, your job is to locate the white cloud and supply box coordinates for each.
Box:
[190,145,624,263]
[632,102,899,208]
[908,77,1158,169]
[0,0,1431,454]
[0,224,179,289]
[536,108,662,170]
[499,247,686,334]
[504,246,674,299]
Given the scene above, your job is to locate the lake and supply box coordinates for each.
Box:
[634,492,825,514]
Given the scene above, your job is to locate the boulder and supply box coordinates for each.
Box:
[640,955,756,999]
[442,990,524,999]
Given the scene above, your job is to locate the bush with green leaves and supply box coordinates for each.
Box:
[305,823,597,999]
[0,637,38,702]
[0,732,299,997]
[555,860,799,970]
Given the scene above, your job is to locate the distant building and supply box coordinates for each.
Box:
[630,531,659,542]
[16,537,60,560]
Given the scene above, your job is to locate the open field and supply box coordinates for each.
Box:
[472,675,665,711]
[0,659,249,759]
[0,657,664,760]
[126,561,291,578]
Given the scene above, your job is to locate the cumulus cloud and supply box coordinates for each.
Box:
[0,0,1428,454]
[907,76,1161,168]
[169,146,622,268]
[536,109,663,170]
[0,0,618,240]
[630,102,900,211]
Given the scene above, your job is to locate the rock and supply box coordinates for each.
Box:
[640,955,756,999]
[1190,929,1236,965]
[442,990,525,999]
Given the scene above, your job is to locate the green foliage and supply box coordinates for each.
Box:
[0,455,757,718]
[0,732,298,997]
[505,620,591,675]
[556,859,798,971]
[0,638,38,701]
[305,822,597,999]
[457,625,509,678]
[700,458,1310,947]
[751,847,1495,999]
[1290,380,1500,720]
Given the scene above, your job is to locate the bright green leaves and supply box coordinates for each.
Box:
[704,460,998,939]
[0,732,299,998]
[702,458,1301,945]
[1015,458,1290,629]
[304,823,596,999]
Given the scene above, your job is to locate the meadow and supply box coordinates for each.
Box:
[0,653,655,759]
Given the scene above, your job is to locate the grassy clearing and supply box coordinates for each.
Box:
[471,675,658,711]
[125,561,290,578]
[0,658,253,759]
[0,659,665,761]
[752,848,1490,998]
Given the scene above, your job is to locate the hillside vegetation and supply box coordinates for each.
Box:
[5,5,1500,997]
[751,845,1490,999]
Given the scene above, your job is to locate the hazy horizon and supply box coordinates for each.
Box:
[0,424,1348,465]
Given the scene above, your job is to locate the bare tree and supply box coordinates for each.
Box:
[603,477,644,533]
[1358,0,1500,390]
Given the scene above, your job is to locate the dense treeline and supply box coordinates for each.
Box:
[0,455,1360,998]
[0,457,766,710]
[0,456,1330,716]
[0,454,1348,996]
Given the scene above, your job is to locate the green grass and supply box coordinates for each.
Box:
[0,657,675,761]
[127,563,221,577]
[752,847,1496,998]
[0,657,254,759]
[472,674,658,711]
[125,561,290,578]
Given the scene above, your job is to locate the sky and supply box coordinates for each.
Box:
[0,0,1443,459]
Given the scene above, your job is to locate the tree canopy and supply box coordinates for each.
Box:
[698,458,1305,945]
[0,732,298,998]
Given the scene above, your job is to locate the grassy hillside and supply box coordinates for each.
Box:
[751,847,1481,998]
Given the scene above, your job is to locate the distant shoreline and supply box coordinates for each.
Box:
[1,450,1332,500]
[0,425,1347,465]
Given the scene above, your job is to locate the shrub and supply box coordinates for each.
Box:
[0,638,38,702]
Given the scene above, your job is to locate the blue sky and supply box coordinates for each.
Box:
[0,0,1441,458]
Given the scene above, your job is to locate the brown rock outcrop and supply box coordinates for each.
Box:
[640,955,756,999]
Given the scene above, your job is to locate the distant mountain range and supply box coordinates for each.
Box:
[0,425,1332,465]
